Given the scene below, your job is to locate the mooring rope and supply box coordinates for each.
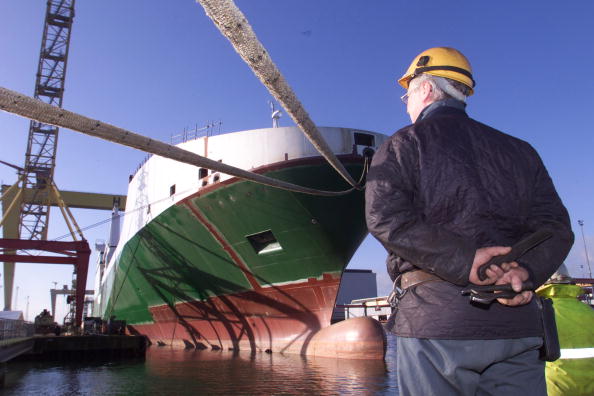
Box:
[0,86,362,197]
[196,0,361,189]
[50,155,370,243]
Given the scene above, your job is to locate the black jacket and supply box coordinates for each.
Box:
[365,102,574,339]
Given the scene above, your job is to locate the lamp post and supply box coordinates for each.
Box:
[578,220,592,279]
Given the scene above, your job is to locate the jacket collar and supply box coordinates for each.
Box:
[416,98,468,122]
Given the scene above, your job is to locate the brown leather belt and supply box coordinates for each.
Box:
[401,270,443,290]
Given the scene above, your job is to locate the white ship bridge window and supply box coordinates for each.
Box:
[170,184,176,196]
[246,230,283,255]
[354,132,375,147]
[199,168,208,179]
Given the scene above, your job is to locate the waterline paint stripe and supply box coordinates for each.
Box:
[560,348,594,359]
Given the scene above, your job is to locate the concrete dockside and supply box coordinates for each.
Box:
[0,338,35,363]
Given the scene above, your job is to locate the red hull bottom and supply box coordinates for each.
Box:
[129,274,386,359]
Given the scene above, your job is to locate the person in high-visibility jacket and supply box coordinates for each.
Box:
[536,265,594,396]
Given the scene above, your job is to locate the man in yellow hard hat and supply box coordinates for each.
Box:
[365,47,574,395]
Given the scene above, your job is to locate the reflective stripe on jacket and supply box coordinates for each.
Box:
[537,284,594,396]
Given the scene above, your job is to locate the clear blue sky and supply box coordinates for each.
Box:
[1,1,593,321]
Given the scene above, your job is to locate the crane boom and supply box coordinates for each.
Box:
[20,0,76,240]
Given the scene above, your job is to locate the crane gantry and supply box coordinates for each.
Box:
[1,2,125,328]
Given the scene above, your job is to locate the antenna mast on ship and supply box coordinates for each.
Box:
[269,101,282,128]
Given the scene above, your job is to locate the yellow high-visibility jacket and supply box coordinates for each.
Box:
[537,284,594,396]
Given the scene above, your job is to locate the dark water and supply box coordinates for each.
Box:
[3,334,398,395]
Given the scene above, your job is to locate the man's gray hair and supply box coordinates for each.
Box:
[409,73,470,102]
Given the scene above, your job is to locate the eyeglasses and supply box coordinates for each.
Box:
[400,86,418,104]
[400,92,410,104]
[401,81,420,104]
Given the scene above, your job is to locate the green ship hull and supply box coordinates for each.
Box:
[95,155,369,353]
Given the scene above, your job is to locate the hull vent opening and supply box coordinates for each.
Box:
[246,230,283,255]
[354,132,375,147]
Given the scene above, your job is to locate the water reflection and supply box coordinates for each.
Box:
[4,334,398,395]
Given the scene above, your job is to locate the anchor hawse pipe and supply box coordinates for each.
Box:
[196,0,360,189]
[0,86,354,197]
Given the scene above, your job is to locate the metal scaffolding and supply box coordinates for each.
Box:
[19,0,75,241]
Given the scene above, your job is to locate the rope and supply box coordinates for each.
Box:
[196,0,361,189]
[0,86,359,197]
[52,217,112,242]
[49,155,371,242]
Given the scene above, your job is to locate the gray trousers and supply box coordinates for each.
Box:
[396,336,546,396]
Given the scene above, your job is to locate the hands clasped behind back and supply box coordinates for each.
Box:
[469,246,533,306]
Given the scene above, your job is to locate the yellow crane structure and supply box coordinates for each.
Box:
[0,1,125,328]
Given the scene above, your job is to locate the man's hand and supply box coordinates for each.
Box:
[468,246,512,285]
[496,266,533,306]
[469,246,533,306]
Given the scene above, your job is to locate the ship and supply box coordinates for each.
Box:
[92,124,388,358]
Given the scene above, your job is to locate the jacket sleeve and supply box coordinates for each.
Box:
[365,133,476,285]
[520,152,574,286]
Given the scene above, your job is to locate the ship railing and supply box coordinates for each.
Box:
[170,121,223,145]
[130,121,223,181]
[335,303,393,323]
[130,153,153,181]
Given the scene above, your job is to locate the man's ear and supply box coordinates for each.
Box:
[420,80,433,101]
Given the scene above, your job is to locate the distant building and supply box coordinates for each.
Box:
[0,311,27,340]
[0,311,24,321]
[332,269,378,322]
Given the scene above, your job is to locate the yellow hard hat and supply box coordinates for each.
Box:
[398,47,475,95]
